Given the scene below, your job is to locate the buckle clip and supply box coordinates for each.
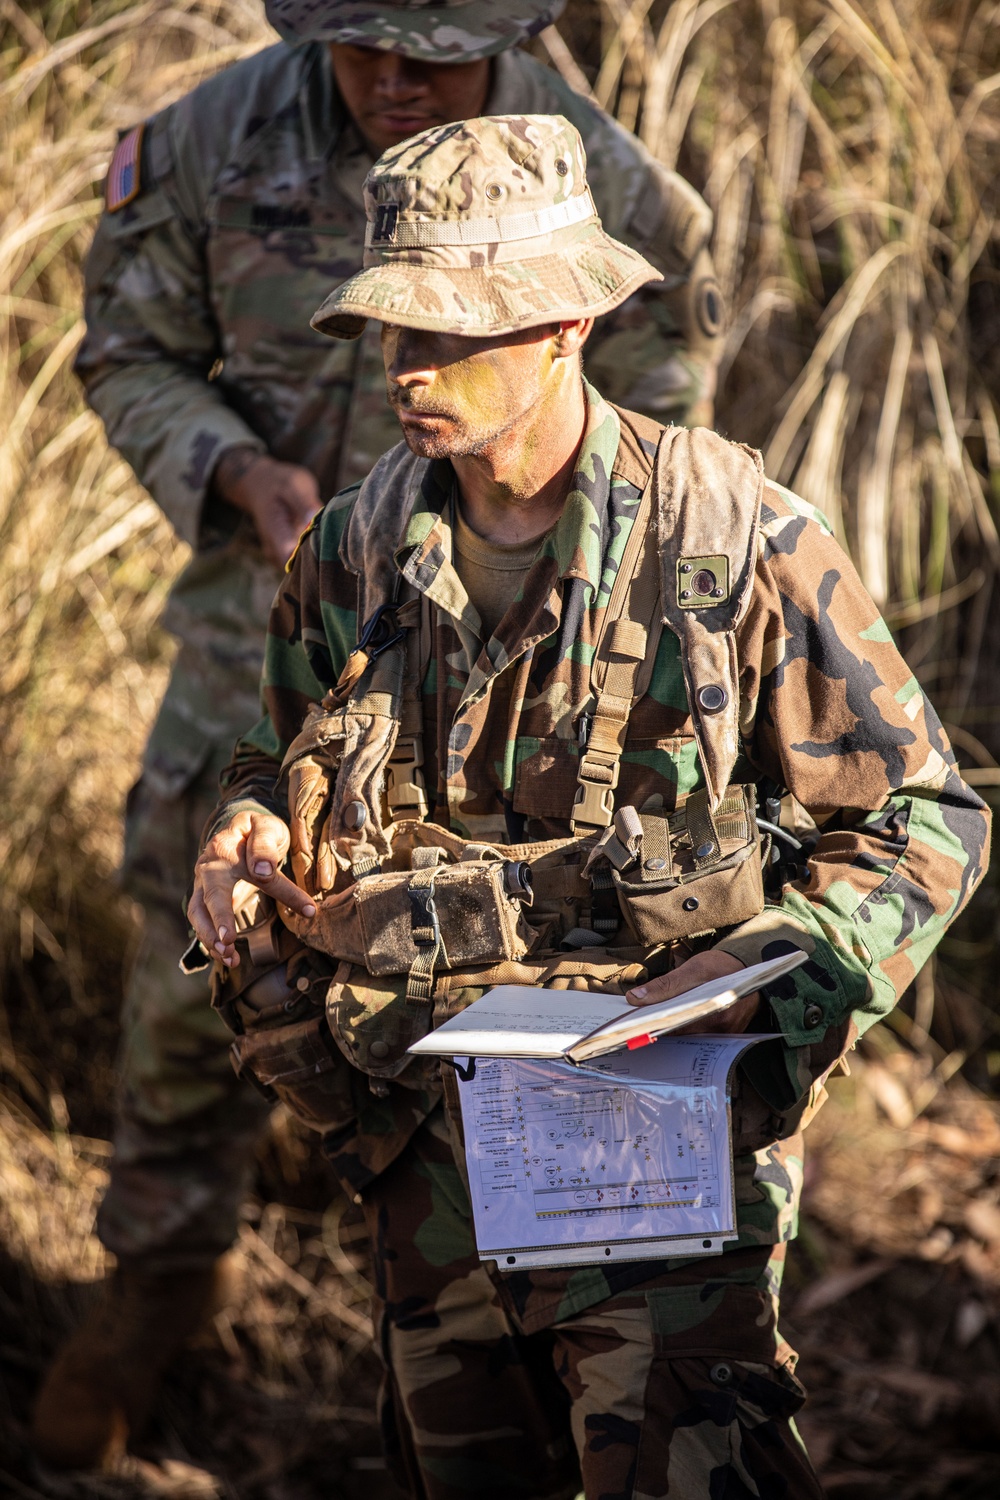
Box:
[571,755,621,832]
[354,603,405,662]
[386,734,429,818]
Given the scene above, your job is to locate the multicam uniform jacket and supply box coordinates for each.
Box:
[77,39,719,785]
[216,381,990,1329]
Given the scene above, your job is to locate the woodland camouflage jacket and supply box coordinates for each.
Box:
[76,40,719,784]
[216,382,990,1323]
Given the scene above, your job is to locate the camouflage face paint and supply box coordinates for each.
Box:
[382,322,563,461]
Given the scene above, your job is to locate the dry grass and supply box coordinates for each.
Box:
[547,0,1000,713]
[2,0,1000,1495]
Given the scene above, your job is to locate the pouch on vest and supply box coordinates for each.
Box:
[283,818,540,996]
[586,785,765,946]
[207,888,354,1132]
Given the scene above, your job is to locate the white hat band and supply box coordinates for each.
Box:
[366,189,597,250]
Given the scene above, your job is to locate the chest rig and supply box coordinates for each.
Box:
[218,415,769,1103]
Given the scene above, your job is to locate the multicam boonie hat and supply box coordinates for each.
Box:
[311,115,662,340]
[265,0,566,60]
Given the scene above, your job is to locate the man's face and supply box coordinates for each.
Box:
[382,323,564,461]
[328,43,491,155]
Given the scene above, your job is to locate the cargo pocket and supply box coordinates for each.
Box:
[325,963,435,1081]
[634,1277,820,1497]
[632,1353,816,1499]
[229,1013,354,1133]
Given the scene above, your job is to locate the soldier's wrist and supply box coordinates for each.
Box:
[212,444,269,509]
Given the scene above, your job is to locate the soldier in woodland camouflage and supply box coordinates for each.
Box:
[186,115,989,1497]
[33,0,726,1473]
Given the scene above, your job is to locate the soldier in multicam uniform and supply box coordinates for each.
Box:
[184,116,988,1498]
[33,0,727,1474]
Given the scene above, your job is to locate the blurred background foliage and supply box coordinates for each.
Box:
[1,3,1000,1496]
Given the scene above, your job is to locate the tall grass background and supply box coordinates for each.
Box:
[1,1,999,1484]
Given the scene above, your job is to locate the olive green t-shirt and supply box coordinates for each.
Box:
[452,504,545,642]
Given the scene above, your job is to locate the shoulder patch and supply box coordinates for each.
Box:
[106,123,145,212]
[285,514,320,574]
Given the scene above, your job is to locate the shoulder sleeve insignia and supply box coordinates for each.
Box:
[285,515,320,574]
[106,123,145,213]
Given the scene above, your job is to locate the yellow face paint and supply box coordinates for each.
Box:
[381,323,564,467]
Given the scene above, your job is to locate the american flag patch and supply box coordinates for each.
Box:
[106,123,145,212]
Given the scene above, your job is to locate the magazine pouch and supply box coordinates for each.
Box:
[587,785,765,946]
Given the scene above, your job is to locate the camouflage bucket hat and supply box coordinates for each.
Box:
[311,115,662,340]
[265,0,566,60]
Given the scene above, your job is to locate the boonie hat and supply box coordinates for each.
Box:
[311,115,662,340]
[266,0,566,60]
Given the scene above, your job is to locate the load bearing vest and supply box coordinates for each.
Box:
[272,411,770,1012]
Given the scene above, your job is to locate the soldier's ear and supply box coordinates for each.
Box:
[553,318,593,359]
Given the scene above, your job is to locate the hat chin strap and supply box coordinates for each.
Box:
[365,189,597,249]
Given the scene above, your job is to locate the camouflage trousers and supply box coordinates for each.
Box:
[358,1106,822,1500]
[96,751,271,1271]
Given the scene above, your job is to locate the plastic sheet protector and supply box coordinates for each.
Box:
[457,1035,764,1270]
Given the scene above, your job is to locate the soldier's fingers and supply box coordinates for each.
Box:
[197,868,244,960]
[255,868,316,917]
[187,884,238,967]
[245,814,291,880]
[624,970,688,1007]
[626,949,746,1007]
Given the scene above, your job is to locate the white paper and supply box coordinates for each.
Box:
[457,1034,763,1270]
[409,986,625,1059]
[408,953,806,1062]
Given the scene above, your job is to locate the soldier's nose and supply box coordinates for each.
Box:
[385,328,438,387]
[374,54,428,100]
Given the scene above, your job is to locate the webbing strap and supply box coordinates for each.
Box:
[386,592,431,820]
[683,788,722,867]
[406,867,442,1005]
[570,460,664,834]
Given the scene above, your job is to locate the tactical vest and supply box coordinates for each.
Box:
[214,413,780,1127]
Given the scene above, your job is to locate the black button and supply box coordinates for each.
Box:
[369,1039,390,1059]
[710,1362,733,1386]
[803,1004,823,1029]
[682,896,699,911]
[692,569,717,596]
[697,684,728,713]
[344,799,368,829]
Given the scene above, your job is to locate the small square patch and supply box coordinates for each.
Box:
[106,123,145,212]
[372,202,399,243]
[677,554,729,609]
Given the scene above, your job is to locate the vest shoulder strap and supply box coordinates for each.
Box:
[654,426,764,808]
[572,412,764,827]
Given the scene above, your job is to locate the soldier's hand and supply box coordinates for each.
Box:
[213,447,322,567]
[625,948,760,1034]
[188,810,316,968]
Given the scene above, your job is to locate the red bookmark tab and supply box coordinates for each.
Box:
[626,1034,653,1051]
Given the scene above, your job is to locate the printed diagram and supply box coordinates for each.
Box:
[471,1058,721,1223]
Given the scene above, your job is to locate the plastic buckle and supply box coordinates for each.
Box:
[354,603,405,662]
[571,761,619,830]
[386,735,429,817]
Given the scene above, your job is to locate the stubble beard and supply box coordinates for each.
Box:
[390,387,539,464]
